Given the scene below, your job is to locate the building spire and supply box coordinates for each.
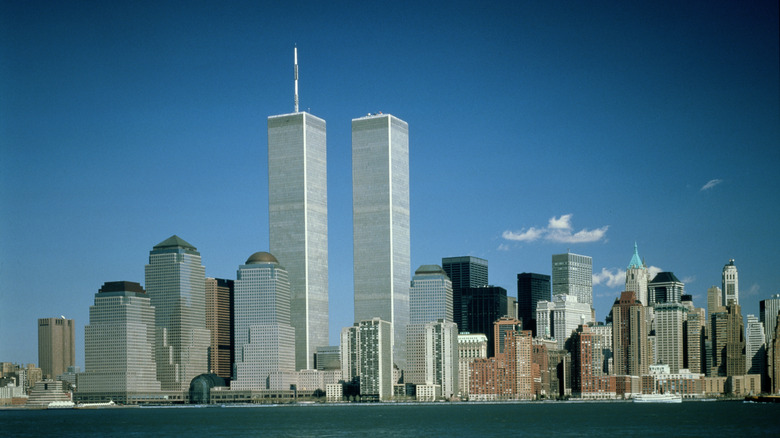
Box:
[628,242,643,270]
[294,46,299,113]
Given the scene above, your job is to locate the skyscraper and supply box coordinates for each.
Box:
[406,265,453,385]
[552,252,592,307]
[79,282,160,402]
[205,277,234,380]
[460,286,508,357]
[423,319,459,399]
[268,104,328,371]
[654,302,686,373]
[145,235,209,391]
[357,318,393,400]
[611,291,649,377]
[625,243,649,306]
[231,252,295,390]
[707,286,723,319]
[457,333,488,398]
[517,273,551,336]
[722,259,739,305]
[761,294,780,344]
[745,314,766,376]
[443,256,488,330]
[536,294,592,350]
[37,317,75,380]
[648,272,684,305]
[352,113,410,370]
[710,302,745,377]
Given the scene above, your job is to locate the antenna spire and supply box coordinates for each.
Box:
[294,46,299,113]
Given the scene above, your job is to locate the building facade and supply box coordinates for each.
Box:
[38,317,75,380]
[536,294,593,350]
[457,333,488,398]
[423,319,459,399]
[722,259,738,305]
[517,273,550,336]
[231,252,295,390]
[443,256,488,331]
[145,235,210,391]
[552,252,592,307]
[460,286,508,357]
[205,277,234,380]
[625,243,649,306]
[352,113,410,371]
[357,318,393,400]
[268,111,328,371]
[745,314,766,377]
[760,294,780,345]
[649,272,684,306]
[707,286,723,321]
[654,302,687,373]
[612,291,650,377]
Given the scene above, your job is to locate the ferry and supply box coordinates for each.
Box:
[47,401,76,409]
[633,393,682,403]
[76,400,117,409]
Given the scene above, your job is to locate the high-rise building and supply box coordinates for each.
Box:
[625,243,650,306]
[406,265,453,385]
[443,256,488,331]
[357,318,393,400]
[611,291,650,377]
[654,302,687,373]
[722,259,739,305]
[493,317,523,357]
[552,252,593,307]
[352,113,410,371]
[536,294,593,350]
[457,333,488,398]
[268,105,328,371]
[571,325,610,398]
[769,313,780,393]
[517,273,551,336]
[707,286,723,319]
[79,282,160,402]
[205,277,234,380]
[745,315,766,377]
[648,272,684,305]
[423,319,459,398]
[460,286,508,357]
[231,252,295,390]
[760,294,780,344]
[38,317,75,380]
[710,302,745,377]
[684,307,706,374]
[145,235,209,391]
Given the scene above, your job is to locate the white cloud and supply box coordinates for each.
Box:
[497,243,511,251]
[681,275,696,284]
[502,214,609,245]
[700,179,723,191]
[593,267,626,288]
[647,265,663,280]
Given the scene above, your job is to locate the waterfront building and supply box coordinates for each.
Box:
[552,252,592,307]
[205,277,234,380]
[79,281,161,403]
[231,252,295,390]
[353,113,410,371]
[442,256,488,331]
[625,243,649,306]
[423,319,459,399]
[722,259,739,305]
[760,294,780,344]
[460,286,508,357]
[571,325,614,399]
[684,307,706,374]
[268,105,328,371]
[38,317,75,380]
[468,328,533,400]
[745,315,766,378]
[654,302,687,373]
[649,272,684,305]
[517,273,550,336]
[340,325,360,383]
[612,291,650,377]
[640,364,704,398]
[458,333,488,397]
[536,294,592,350]
[315,346,340,371]
[494,317,523,357]
[145,235,209,391]
[358,318,393,400]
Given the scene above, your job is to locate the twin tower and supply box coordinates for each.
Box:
[268,54,410,371]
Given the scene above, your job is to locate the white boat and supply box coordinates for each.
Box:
[77,400,116,408]
[633,393,682,403]
[47,401,76,409]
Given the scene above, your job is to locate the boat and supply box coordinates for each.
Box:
[633,393,682,403]
[76,400,117,409]
[47,401,76,409]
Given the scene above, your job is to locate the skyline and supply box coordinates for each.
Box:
[1,1,779,368]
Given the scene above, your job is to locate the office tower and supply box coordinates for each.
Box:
[358,318,393,400]
[648,272,684,305]
[352,113,410,371]
[707,286,723,319]
[268,105,328,371]
[722,259,739,305]
[406,265,453,385]
[79,282,160,402]
[552,252,592,307]
[612,292,649,377]
[231,252,295,390]
[770,313,780,393]
[745,315,766,376]
[493,317,523,357]
[423,319,459,398]
[760,294,780,344]
[536,294,592,350]
[570,325,608,397]
[710,302,745,377]
[340,325,360,383]
[517,273,551,336]
[590,323,613,375]
[37,317,75,380]
[314,346,340,371]
[145,235,209,391]
[460,286,507,357]
[506,296,518,320]
[710,309,728,376]
[625,243,650,306]
[654,302,686,373]
[443,256,489,330]
[684,307,706,374]
[205,277,234,380]
[504,329,534,399]
[457,333,488,398]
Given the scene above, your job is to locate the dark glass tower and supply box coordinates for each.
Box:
[442,256,488,332]
[517,273,551,336]
[460,286,507,357]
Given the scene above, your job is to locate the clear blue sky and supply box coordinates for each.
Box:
[2,1,778,368]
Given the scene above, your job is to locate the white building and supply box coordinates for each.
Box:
[424,320,459,399]
[352,114,410,371]
[458,333,487,397]
[552,252,592,307]
[761,294,780,344]
[722,259,739,305]
[145,235,209,391]
[357,318,393,400]
[79,282,160,400]
[745,314,766,376]
[231,252,295,390]
[625,243,649,306]
[268,108,328,371]
[536,294,592,350]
